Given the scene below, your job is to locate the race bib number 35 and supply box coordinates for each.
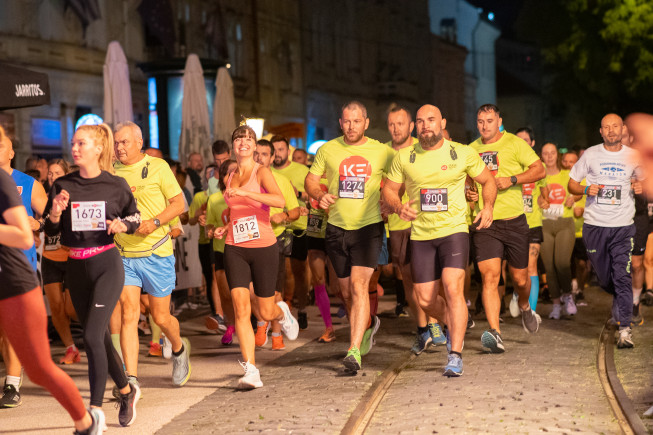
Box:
[339,176,365,199]
[597,185,621,205]
[232,215,261,244]
[421,188,448,212]
[71,201,106,231]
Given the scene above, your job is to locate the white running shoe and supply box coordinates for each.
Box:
[549,303,561,320]
[238,361,263,389]
[562,293,577,316]
[509,293,520,318]
[277,301,299,340]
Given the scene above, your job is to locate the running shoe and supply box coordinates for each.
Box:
[343,347,362,372]
[318,327,336,343]
[172,337,191,387]
[74,408,104,435]
[112,375,139,400]
[521,308,541,333]
[0,383,21,408]
[467,312,475,330]
[617,327,634,349]
[298,311,308,330]
[509,293,520,318]
[205,314,228,333]
[561,293,577,316]
[272,335,285,350]
[336,304,348,318]
[222,325,235,345]
[360,315,380,356]
[443,353,464,377]
[549,303,562,320]
[238,361,263,389]
[118,382,141,427]
[411,330,432,355]
[395,303,409,318]
[428,322,447,346]
[631,304,644,327]
[60,346,81,364]
[137,320,151,336]
[277,301,299,340]
[641,289,653,306]
[147,341,162,357]
[162,334,172,359]
[255,322,270,347]
[481,329,505,353]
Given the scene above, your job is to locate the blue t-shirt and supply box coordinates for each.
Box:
[10,170,37,271]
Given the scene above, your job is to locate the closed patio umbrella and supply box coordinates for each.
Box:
[179,54,211,167]
[103,41,133,128]
[213,66,236,143]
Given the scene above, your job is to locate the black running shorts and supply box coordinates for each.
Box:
[633,214,648,256]
[410,232,469,283]
[224,244,278,298]
[389,229,411,267]
[471,214,529,269]
[325,222,384,278]
[42,257,67,287]
[528,226,544,245]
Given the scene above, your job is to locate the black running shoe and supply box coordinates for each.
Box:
[298,311,308,330]
[642,290,653,306]
[0,383,21,408]
[481,329,505,353]
[118,382,141,427]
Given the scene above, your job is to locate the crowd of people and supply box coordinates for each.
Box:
[0,100,649,433]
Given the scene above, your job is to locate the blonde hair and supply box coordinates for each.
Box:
[76,123,115,174]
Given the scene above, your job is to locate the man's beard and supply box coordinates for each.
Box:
[274,156,287,166]
[392,133,410,147]
[344,130,364,144]
[418,131,442,148]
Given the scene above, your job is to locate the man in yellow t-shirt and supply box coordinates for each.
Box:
[384,105,496,377]
[271,135,311,329]
[113,121,191,388]
[468,104,545,354]
[254,139,299,350]
[305,101,394,372]
[386,106,445,354]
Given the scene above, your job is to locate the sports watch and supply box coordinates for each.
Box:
[510,176,518,186]
[153,218,161,228]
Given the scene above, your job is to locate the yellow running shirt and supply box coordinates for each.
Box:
[189,190,210,244]
[543,169,574,220]
[385,138,418,232]
[523,179,546,228]
[387,140,486,241]
[309,136,394,231]
[270,171,299,237]
[470,132,540,221]
[206,191,229,253]
[273,162,309,231]
[114,155,182,258]
[574,194,586,238]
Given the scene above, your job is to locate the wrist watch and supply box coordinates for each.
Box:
[510,176,518,186]
[153,218,161,228]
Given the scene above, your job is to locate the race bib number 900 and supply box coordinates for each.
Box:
[232,215,261,244]
[420,188,448,212]
[339,176,365,199]
[597,185,621,205]
[71,201,106,231]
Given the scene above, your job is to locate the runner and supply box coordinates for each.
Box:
[216,125,298,389]
[383,104,497,376]
[469,104,545,353]
[305,101,395,372]
[44,123,141,427]
[208,140,231,196]
[385,106,446,354]
[271,135,311,329]
[568,113,641,348]
[0,128,47,408]
[42,159,80,364]
[0,125,102,434]
[540,142,578,319]
[253,139,300,350]
[112,121,191,388]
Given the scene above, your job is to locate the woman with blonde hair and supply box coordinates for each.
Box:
[45,123,142,427]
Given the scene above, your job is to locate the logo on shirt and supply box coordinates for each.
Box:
[599,162,627,178]
[131,186,136,192]
[339,156,371,182]
[441,165,448,171]
[548,183,566,204]
[16,186,22,195]
[522,183,534,195]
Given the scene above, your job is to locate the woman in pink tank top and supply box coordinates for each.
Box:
[213,125,299,389]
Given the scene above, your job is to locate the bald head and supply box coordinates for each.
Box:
[600,113,624,147]
[0,126,14,171]
[415,105,446,149]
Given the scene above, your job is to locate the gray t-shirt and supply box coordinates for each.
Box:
[569,144,641,227]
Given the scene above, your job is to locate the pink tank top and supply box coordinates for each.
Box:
[225,163,276,248]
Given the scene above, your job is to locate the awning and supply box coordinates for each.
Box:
[0,63,51,110]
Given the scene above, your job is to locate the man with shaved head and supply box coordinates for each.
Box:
[569,113,643,348]
[383,105,496,376]
[468,104,545,354]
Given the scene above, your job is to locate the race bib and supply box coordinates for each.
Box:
[71,201,106,231]
[597,185,621,205]
[420,188,448,212]
[523,195,533,213]
[232,215,261,244]
[339,176,365,199]
[307,212,324,233]
[479,151,499,173]
[45,234,61,251]
[542,203,563,219]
